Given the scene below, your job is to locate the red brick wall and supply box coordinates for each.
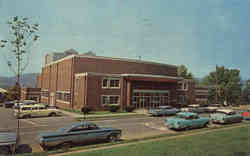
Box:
[74,57,177,77]
[40,56,178,110]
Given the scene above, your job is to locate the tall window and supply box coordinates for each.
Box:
[101,95,120,105]
[102,79,108,88]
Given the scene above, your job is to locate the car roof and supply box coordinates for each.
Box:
[158,105,172,109]
[216,109,234,114]
[19,104,45,108]
[188,104,200,107]
[177,112,198,117]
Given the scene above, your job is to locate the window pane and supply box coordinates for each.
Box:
[110,79,120,88]
[102,79,108,87]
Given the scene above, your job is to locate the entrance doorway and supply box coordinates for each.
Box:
[49,92,55,106]
[132,89,169,109]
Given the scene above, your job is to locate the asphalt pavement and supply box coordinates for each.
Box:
[0,107,174,153]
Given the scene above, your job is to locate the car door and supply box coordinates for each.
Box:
[68,125,90,143]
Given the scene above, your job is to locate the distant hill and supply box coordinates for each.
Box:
[0,73,38,89]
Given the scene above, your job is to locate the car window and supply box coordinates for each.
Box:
[70,125,88,132]
[38,107,46,110]
[22,107,31,111]
[31,107,38,110]
[88,124,98,130]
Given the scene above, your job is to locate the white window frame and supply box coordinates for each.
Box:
[102,78,109,88]
[101,95,120,105]
[102,78,120,89]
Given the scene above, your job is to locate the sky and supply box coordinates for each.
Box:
[0,0,249,79]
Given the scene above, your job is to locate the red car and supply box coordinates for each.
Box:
[241,109,250,120]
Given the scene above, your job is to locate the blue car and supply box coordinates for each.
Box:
[40,122,122,150]
[165,112,209,130]
[148,106,180,116]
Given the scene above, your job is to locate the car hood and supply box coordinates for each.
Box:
[165,117,186,124]
[40,131,64,138]
[0,132,17,144]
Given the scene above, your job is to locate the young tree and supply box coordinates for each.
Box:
[0,16,39,154]
[0,16,39,85]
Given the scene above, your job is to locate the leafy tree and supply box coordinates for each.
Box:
[201,66,242,105]
[0,16,39,86]
[177,65,194,79]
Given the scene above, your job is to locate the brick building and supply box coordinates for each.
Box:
[20,88,41,102]
[38,53,183,110]
[176,79,209,106]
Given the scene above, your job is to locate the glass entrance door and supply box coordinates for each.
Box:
[132,89,169,109]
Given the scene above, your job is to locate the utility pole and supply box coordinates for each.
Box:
[216,65,218,104]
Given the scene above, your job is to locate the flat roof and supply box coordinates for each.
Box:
[75,72,182,81]
[43,53,178,68]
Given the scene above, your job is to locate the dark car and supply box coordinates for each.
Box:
[40,122,122,150]
[4,101,16,108]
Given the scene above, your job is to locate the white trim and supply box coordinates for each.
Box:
[75,72,121,77]
[121,73,183,80]
[43,55,76,67]
[101,95,120,105]
[133,89,169,94]
[41,96,48,99]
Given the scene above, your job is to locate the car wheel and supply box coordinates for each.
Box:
[204,122,209,128]
[61,142,72,150]
[108,134,119,142]
[49,112,56,117]
[0,146,10,155]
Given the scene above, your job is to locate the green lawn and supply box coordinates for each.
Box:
[65,125,250,156]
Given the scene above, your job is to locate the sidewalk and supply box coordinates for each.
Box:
[59,109,146,120]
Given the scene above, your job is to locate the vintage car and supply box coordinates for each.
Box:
[3,101,16,108]
[0,132,18,155]
[14,104,62,118]
[241,109,250,120]
[164,112,209,130]
[14,100,37,108]
[39,122,122,149]
[210,109,243,124]
[148,105,180,116]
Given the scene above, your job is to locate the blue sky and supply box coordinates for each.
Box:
[0,0,249,79]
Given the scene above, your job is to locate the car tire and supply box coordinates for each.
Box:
[61,142,72,150]
[108,134,119,142]
[0,146,10,155]
[49,112,56,117]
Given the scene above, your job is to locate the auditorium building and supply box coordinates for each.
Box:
[37,50,183,110]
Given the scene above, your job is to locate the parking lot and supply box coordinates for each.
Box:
[0,106,176,153]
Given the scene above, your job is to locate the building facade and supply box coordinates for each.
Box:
[38,53,182,110]
[176,80,209,105]
[20,88,41,102]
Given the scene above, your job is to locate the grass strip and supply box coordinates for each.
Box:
[17,122,250,156]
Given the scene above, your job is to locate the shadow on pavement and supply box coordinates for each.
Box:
[16,144,33,154]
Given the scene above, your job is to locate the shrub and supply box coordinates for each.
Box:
[108,104,120,112]
[125,106,135,112]
[81,107,92,114]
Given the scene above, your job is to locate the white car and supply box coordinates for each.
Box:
[14,100,37,108]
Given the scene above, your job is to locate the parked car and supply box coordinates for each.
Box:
[0,132,18,155]
[3,101,16,108]
[14,100,37,108]
[240,109,250,120]
[204,106,219,113]
[148,105,180,116]
[210,109,243,124]
[14,104,62,118]
[164,112,209,130]
[39,122,122,150]
[188,104,207,113]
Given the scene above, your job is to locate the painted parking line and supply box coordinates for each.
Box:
[21,119,39,126]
